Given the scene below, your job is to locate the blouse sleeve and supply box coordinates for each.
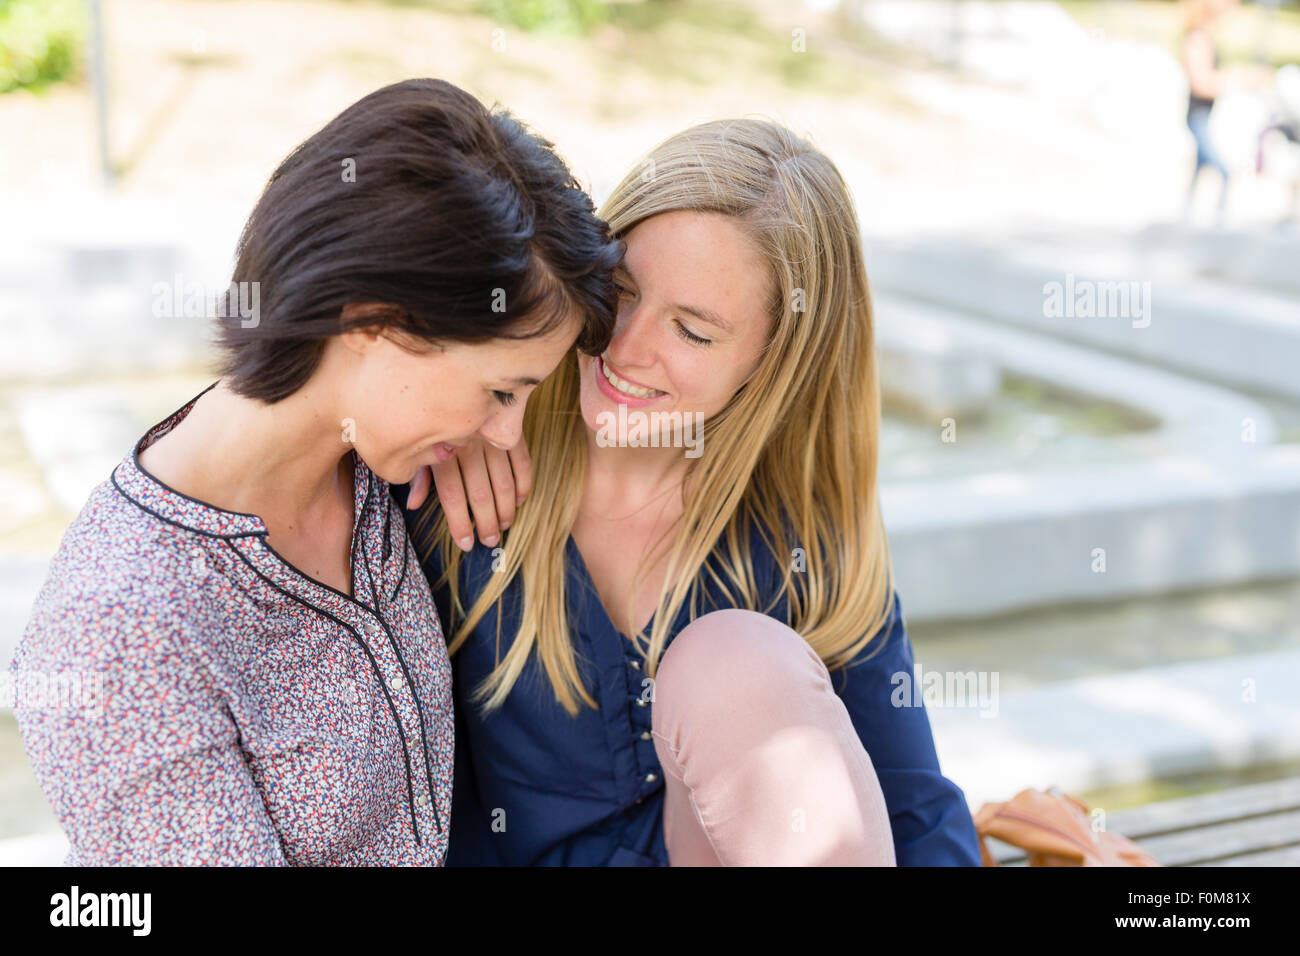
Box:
[13,582,289,866]
[826,589,983,866]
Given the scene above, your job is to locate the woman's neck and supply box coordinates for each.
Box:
[139,379,353,527]
[581,428,691,518]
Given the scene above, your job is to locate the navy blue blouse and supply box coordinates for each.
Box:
[401,492,981,866]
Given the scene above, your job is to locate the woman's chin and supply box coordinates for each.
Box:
[354,451,409,487]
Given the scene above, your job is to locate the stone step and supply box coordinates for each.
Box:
[932,648,1300,811]
[1135,223,1300,297]
[876,292,1278,451]
[874,290,1300,623]
[866,234,1300,401]
[1,197,244,383]
[885,444,1300,621]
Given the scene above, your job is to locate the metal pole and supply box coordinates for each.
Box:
[86,0,112,188]
[1255,0,1278,69]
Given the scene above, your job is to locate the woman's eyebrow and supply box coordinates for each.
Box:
[676,303,733,333]
[621,263,733,333]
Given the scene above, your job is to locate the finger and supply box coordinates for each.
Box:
[456,446,502,548]
[483,444,518,530]
[508,438,532,506]
[406,465,432,510]
[430,459,476,552]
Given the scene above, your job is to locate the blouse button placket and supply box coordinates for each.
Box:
[354,609,437,840]
[364,620,412,719]
[363,614,432,787]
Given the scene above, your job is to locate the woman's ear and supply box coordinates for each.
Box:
[338,302,400,356]
[338,324,385,357]
[337,301,443,356]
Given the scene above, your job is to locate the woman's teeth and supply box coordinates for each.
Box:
[601,358,664,399]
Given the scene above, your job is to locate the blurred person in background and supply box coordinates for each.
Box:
[1181,0,1241,224]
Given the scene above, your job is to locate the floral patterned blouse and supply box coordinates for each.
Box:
[10,388,453,865]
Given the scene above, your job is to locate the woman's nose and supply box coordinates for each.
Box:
[479,404,524,451]
[606,301,659,369]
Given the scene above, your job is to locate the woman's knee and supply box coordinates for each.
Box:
[652,609,829,730]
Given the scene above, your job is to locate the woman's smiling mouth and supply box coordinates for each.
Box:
[596,355,668,403]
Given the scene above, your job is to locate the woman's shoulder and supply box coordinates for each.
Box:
[15,472,213,673]
[48,469,210,583]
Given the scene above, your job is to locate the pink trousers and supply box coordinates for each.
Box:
[650,609,897,866]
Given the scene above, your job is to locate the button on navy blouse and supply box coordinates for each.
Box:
[402,494,981,866]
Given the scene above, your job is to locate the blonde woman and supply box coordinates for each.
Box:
[404,119,981,866]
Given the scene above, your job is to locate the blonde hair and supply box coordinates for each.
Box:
[413,118,896,717]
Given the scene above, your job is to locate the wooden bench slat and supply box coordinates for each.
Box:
[978,777,1300,866]
[1104,777,1300,838]
[1106,808,1300,866]
[1195,844,1300,866]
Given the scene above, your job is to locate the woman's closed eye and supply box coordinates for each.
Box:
[613,273,711,345]
[492,390,518,407]
[673,319,713,347]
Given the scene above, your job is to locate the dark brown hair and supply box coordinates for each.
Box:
[216,77,621,402]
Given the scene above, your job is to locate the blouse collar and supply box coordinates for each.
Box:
[111,383,373,540]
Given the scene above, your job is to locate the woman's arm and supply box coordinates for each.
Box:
[15,588,289,866]
[1184,30,1220,100]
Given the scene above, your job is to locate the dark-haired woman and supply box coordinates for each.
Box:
[10,78,621,865]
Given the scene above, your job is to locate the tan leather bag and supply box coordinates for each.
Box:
[973,786,1162,866]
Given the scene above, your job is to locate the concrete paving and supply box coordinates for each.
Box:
[932,647,1300,811]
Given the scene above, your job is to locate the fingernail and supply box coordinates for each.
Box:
[500,520,511,531]
[516,496,526,506]
[457,536,474,551]
[482,534,499,547]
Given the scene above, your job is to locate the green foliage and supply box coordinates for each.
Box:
[0,0,86,93]
[480,0,612,35]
